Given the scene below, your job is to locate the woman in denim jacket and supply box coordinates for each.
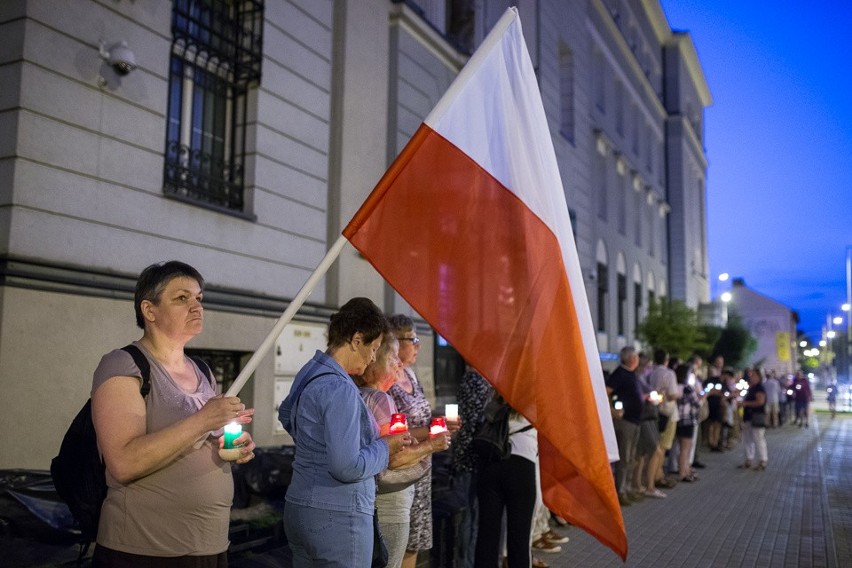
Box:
[278,297,412,566]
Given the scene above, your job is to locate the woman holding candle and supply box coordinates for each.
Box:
[90,261,256,566]
[388,314,460,568]
[740,368,768,470]
[674,364,701,482]
[354,334,451,568]
[278,298,413,567]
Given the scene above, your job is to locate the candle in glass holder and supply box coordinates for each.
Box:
[219,422,243,461]
[444,404,459,422]
[429,417,448,436]
[389,413,408,433]
[223,422,242,449]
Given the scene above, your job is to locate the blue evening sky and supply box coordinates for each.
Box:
[659,0,852,341]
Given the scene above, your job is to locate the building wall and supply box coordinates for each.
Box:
[0,0,711,468]
[729,282,798,376]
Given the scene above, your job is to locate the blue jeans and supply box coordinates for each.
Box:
[284,502,373,567]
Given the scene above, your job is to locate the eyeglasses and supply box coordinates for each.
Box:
[398,336,420,345]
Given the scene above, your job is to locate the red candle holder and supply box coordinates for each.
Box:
[389,413,408,433]
[429,416,448,436]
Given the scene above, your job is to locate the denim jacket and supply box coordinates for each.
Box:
[278,350,389,515]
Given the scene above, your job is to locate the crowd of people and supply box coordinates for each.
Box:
[87,261,825,567]
[605,347,816,509]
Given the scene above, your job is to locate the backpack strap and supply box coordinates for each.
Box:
[189,356,216,389]
[509,424,534,436]
[121,344,151,397]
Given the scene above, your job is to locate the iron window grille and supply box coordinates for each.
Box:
[164,0,264,216]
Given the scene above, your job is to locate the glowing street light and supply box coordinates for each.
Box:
[842,303,851,312]
[718,273,730,282]
[820,340,827,347]
[799,340,808,347]
[833,316,843,325]
[828,330,837,339]
[721,291,732,303]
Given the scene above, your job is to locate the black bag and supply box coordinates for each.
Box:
[657,413,670,433]
[372,508,389,568]
[750,411,767,428]
[471,392,532,463]
[640,400,660,422]
[50,345,211,552]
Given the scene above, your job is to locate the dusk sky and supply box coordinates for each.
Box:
[659,0,852,341]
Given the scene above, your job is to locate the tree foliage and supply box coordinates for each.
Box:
[636,299,714,360]
[711,310,758,368]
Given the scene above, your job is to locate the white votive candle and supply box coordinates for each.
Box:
[445,404,459,421]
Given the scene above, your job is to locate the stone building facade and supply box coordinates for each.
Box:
[0,0,710,468]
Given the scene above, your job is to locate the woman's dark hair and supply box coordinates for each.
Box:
[134,261,204,329]
[328,297,389,348]
[387,314,415,335]
[675,364,690,385]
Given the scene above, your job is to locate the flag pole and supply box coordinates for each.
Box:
[224,234,349,397]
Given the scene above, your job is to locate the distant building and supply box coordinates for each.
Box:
[0,0,710,468]
[727,279,798,375]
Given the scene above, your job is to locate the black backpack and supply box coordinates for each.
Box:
[51,345,212,556]
[471,391,532,463]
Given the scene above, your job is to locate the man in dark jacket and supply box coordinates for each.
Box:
[606,346,643,506]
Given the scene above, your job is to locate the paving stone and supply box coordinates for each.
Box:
[543,413,851,567]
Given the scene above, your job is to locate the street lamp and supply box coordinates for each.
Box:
[846,245,852,383]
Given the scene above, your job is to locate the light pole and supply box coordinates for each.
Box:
[846,245,851,383]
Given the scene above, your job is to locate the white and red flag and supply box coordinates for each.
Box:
[343,7,626,559]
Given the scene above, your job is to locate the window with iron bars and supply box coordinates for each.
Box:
[164,0,264,216]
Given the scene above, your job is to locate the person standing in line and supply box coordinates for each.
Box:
[452,365,493,568]
[686,354,706,470]
[762,370,781,428]
[605,347,644,506]
[355,334,451,568]
[388,314,457,568]
[827,380,838,419]
[707,355,724,380]
[739,368,768,471]
[473,401,538,568]
[649,349,678,489]
[792,369,813,427]
[279,298,412,567]
[91,261,257,566]
[674,364,701,483]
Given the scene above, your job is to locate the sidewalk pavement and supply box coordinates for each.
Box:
[536,412,852,568]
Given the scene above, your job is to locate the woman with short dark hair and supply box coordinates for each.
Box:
[279,298,412,566]
[91,261,256,566]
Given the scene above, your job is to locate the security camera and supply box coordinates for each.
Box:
[100,41,136,76]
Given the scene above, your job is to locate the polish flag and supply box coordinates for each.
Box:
[343,7,625,559]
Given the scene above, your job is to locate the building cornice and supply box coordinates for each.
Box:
[668,32,713,107]
[0,256,336,323]
[588,0,667,124]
